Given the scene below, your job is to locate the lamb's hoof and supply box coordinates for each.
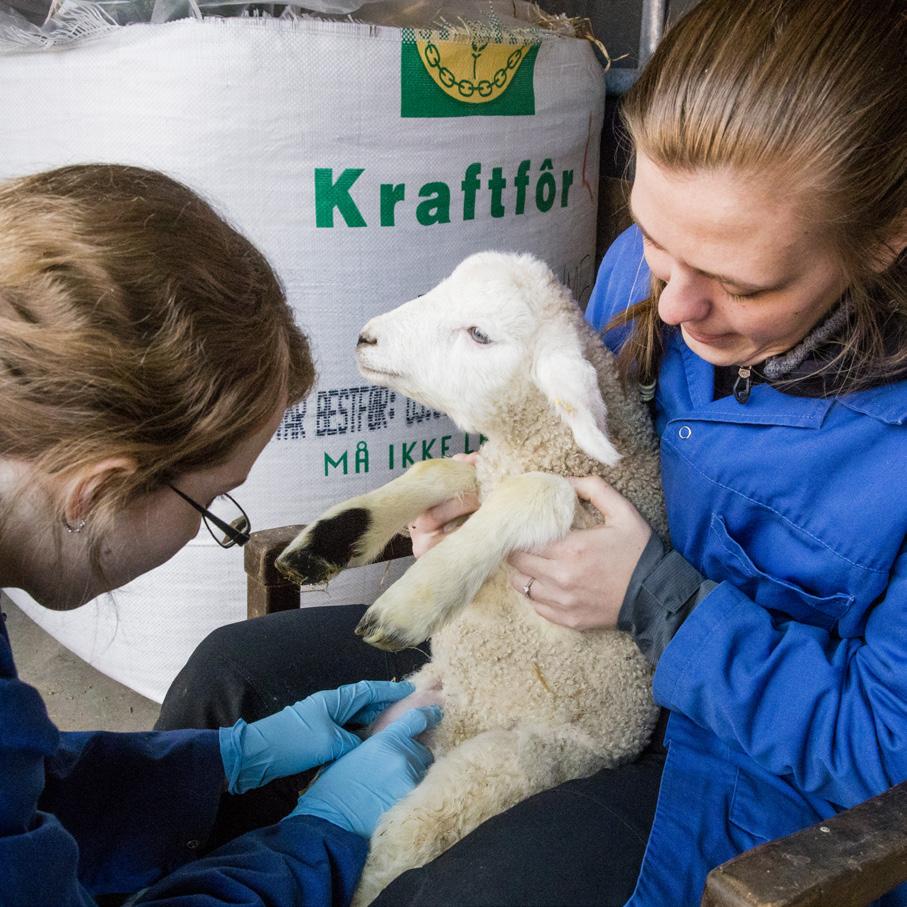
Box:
[275,549,341,586]
[354,610,415,652]
[275,507,373,585]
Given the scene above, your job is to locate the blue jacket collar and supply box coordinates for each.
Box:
[836,384,907,426]
[678,341,834,429]
[676,340,907,428]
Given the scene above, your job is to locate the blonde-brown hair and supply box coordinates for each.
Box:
[0,164,314,563]
[614,0,906,390]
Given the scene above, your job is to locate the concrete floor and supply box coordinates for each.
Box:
[2,593,161,732]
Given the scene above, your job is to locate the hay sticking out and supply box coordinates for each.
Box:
[526,2,611,68]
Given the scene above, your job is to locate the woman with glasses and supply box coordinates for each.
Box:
[0,164,440,906]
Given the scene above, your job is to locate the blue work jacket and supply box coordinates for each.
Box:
[587,227,907,906]
[0,609,366,906]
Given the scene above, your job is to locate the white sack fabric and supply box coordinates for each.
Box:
[0,12,605,701]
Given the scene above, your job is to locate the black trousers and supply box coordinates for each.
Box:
[157,606,664,907]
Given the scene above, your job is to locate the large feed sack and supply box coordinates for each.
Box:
[0,5,605,702]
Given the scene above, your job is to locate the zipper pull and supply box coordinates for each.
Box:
[733,366,752,404]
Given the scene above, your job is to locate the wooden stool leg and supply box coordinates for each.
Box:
[243,525,304,620]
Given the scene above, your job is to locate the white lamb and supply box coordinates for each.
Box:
[276,251,666,905]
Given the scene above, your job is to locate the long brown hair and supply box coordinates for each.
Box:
[0,164,314,562]
[614,0,906,391]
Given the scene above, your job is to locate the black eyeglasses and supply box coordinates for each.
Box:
[168,484,252,548]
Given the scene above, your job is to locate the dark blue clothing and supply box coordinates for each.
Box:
[156,606,665,907]
[587,226,907,906]
[0,610,367,906]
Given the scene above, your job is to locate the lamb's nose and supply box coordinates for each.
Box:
[357,331,377,347]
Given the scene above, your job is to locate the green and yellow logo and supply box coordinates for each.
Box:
[401,29,540,118]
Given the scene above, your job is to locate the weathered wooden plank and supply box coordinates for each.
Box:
[702,781,907,907]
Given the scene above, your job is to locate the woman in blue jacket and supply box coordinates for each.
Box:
[0,164,440,906]
[405,0,907,901]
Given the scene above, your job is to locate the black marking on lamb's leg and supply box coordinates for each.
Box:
[354,610,412,652]
[276,508,372,585]
[307,507,372,562]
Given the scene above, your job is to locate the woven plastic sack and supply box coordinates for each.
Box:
[0,8,605,701]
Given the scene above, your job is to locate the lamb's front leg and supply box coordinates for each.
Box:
[275,459,477,585]
[356,472,576,651]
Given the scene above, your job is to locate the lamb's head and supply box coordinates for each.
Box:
[357,251,621,465]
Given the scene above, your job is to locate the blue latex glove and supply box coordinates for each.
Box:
[289,705,442,838]
[219,679,415,795]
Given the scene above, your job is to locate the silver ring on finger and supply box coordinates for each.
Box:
[522,577,535,599]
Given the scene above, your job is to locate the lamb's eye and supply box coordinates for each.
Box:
[467,326,492,345]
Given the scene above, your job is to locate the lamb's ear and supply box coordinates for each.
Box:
[532,326,622,466]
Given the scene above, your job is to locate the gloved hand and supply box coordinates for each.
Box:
[288,705,441,838]
[219,679,415,795]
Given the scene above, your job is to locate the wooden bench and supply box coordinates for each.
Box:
[244,525,907,906]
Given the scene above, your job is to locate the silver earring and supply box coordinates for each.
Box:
[64,518,87,534]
